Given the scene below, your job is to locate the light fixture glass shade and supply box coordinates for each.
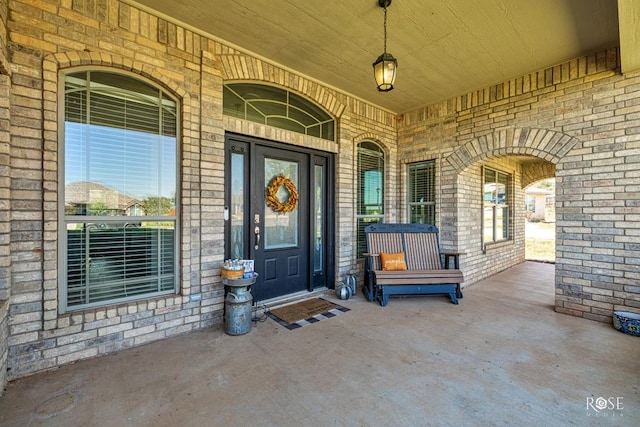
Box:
[373,52,398,92]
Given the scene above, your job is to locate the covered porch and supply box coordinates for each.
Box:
[1,261,635,425]
[1,0,640,410]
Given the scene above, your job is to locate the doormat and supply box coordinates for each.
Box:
[267,298,349,330]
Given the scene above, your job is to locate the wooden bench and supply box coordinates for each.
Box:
[363,223,464,306]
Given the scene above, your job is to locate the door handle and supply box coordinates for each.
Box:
[254,226,260,249]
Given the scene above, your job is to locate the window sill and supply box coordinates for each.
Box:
[483,240,513,253]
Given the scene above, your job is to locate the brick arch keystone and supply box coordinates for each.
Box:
[445,128,580,173]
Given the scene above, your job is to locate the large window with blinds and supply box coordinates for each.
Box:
[483,167,511,245]
[60,70,179,312]
[356,141,385,257]
[408,161,436,225]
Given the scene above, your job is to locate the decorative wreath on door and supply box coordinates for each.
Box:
[266,174,299,214]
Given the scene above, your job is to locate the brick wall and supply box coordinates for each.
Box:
[398,49,640,322]
[0,72,9,305]
[0,15,9,391]
[3,0,396,379]
[0,301,7,396]
[453,157,526,286]
[0,0,7,74]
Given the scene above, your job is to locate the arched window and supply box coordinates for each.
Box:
[356,141,385,257]
[60,70,179,312]
[223,83,335,141]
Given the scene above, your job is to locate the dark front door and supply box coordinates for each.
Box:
[224,133,334,302]
[253,145,309,300]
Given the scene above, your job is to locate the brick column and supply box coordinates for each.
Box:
[0,0,10,393]
[198,50,226,326]
[0,71,10,396]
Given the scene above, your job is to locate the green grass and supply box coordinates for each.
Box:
[525,238,555,262]
[525,221,556,262]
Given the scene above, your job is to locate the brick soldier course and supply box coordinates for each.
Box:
[0,0,638,390]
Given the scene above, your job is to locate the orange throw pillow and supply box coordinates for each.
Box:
[380,252,407,271]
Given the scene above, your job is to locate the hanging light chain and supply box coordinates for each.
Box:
[383,4,388,54]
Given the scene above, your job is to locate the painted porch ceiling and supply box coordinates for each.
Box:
[130,0,619,114]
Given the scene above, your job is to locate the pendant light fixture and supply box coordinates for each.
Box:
[373,0,398,92]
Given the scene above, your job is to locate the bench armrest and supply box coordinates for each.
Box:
[441,252,466,269]
[363,253,380,273]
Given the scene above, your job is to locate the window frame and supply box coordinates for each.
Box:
[407,160,436,225]
[58,68,181,313]
[482,166,512,247]
[223,83,335,141]
[356,141,385,258]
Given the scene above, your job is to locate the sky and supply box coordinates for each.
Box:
[65,122,177,200]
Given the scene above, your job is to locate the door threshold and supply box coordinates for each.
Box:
[255,287,330,311]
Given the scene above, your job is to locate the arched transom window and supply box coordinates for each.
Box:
[223,83,335,141]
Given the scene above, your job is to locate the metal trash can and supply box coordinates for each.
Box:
[223,274,257,336]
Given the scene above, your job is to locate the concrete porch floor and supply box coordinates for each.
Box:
[0,261,637,426]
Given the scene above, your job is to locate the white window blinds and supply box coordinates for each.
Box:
[408,161,436,225]
[61,70,179,312]
[356,141,385,257]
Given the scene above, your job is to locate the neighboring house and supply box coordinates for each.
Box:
[524,187,554,222]
[0,0,638,388]
[65,181,141,216]
[126,203,144,217]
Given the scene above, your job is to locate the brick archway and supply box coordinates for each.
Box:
[445,128,580,172]
[522,161,556,189]
[45,51,188,100]
[441,127,581,319]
